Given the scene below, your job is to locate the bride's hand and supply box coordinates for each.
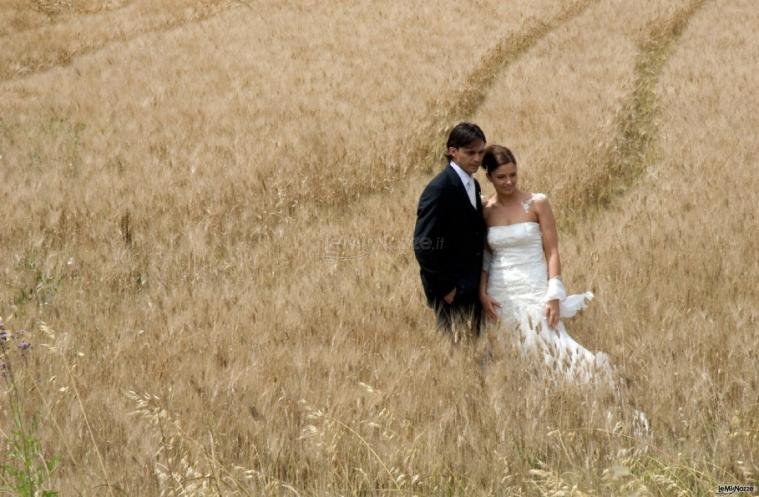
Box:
[480,293,502,321]
[545,299,560,330]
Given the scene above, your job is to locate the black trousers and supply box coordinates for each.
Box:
[433,297,483,338]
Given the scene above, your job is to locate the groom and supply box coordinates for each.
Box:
[413,122,486,337]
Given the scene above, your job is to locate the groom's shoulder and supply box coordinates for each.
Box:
[428,165,453,187]
[420,174,445,199]
[418,167,452,203]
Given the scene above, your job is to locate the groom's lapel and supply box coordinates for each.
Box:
[444,165,479,216]
[475,179,483,215]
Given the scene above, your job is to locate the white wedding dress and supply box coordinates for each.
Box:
[484,196,649,433]
[484,199,612,383]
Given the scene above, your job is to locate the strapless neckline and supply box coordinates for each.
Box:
[488,221,539,230]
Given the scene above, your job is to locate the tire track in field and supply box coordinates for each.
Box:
[0,1,134,39]
[400,0,597,176]
[256,0,596,234]
[0,0,239,82]
[558,0,709,230]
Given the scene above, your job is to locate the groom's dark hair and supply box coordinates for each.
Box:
[445,122,486,160]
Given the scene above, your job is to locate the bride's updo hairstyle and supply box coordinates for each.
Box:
[482,144,517,174]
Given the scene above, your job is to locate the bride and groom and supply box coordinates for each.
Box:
[412,122,610,382]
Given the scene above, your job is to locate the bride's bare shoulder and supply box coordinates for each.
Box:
[530,193,556,220]
[530,192,549,208]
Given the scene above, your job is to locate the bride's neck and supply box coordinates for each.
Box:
[496,189,523,205]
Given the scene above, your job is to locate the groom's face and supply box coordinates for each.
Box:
[448,140,485,176]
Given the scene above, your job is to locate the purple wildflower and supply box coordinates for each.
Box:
[18,341,31,351]
[0,331,8,342]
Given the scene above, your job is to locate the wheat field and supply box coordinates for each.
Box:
[1,0,757,495]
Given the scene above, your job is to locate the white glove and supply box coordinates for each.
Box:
[544,277,567,302]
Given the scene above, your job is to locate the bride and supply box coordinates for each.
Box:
[478,144,612,383]
[478,145,649,433]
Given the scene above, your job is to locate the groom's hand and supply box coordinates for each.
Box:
[443,287,457,304]
[480,293,501,321]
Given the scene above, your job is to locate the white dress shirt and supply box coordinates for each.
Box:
[449,161,476,208]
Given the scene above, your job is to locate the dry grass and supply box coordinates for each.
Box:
[1,0,757,495]
[0,0,236,80]
[563,0,759,484]
[0,1,130,35]
[0,0,565,242]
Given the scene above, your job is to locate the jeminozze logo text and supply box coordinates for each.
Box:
[717,484,756,495]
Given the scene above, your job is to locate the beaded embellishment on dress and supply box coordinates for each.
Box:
[521,193,546,213]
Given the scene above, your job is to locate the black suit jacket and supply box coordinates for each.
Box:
[413,165,486,307]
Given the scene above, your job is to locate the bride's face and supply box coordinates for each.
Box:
[488,162,518,195]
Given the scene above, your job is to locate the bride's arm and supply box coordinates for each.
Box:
[478,246,491,299]
[535,194,561,279]
[479,268,489,292]
[479,245,501,321]
[479,204,501,321]
[535,195,562,328]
